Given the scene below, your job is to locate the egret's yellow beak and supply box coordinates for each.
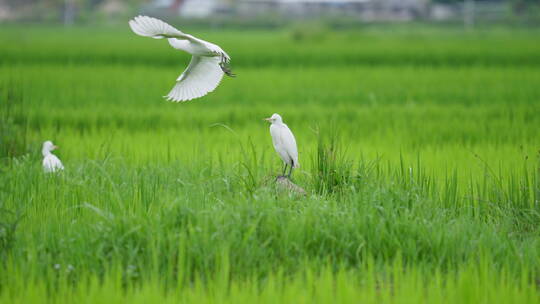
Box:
[264,117,271,122]
[53,145,58,150]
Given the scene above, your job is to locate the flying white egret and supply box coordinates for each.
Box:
[42,141,64,173]
[265,113,299,178]
[128,15,234,102]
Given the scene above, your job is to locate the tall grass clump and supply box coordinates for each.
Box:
[1,254,539,303]
[463,154,535,222]
[0,80,27,160]
[312,127,353,195]
[0,206,22,261]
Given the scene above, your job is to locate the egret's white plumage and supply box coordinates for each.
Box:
[265,113,299,177]
[42,141,64,173]
[128,15,234,102]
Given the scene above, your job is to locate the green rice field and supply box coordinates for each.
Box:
[1,24,540,302]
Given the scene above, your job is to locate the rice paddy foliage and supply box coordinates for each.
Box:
[0,24,539,302]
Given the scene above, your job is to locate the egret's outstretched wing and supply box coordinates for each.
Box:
[166,56,224,102]
[129,15,232,102]
[129,15,192,40]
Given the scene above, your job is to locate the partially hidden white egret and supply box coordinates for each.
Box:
[128,15,234,102]
[265,113,299,177]
[42,141,64,173]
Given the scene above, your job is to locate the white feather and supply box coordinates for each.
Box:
[128,15,232,102]
[166,56,224,102]
[43,154,64,173]
[128,15,187,39]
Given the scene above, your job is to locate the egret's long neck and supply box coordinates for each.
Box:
[42,149,51,157]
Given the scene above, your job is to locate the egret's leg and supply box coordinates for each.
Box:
[219,55,236,77]
[281,164,288,177]
[287,165,293,178]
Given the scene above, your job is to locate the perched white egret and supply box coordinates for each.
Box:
[128,15,234,102]
[265,113,299,177]
[42,141,64,173]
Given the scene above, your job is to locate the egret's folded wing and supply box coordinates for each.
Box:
[43,155,64,172]
[282,126,299,168]
[166,56,224,102]
[129,15,191,40]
